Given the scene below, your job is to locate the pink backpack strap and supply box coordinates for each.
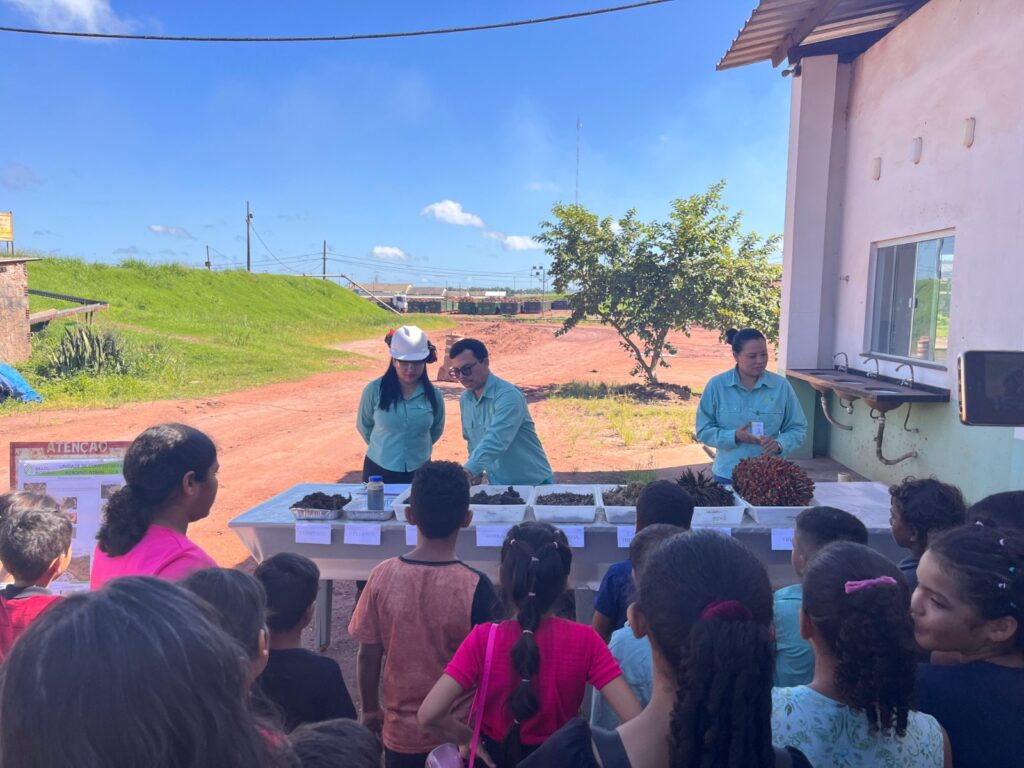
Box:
[468,622,499,768]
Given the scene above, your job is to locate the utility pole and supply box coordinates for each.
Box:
[532,265,547,315]
[322,240,327,280]
[245,201,253,272]
[205,245,211,271]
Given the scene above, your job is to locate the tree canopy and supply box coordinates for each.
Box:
[536,181,782,384]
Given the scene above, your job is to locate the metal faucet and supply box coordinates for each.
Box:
[895,362,916,389]
[832,352,849,373]
[861,354,880,379]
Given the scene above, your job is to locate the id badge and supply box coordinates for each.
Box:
[751,421,765,438]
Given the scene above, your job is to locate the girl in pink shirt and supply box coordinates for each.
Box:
[90,423,218,589]
[419,522,641,767]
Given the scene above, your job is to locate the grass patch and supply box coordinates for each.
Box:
[7,256,453,410]
[547,384,697,450]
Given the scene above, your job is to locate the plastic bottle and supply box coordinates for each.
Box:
[366,475,385,511]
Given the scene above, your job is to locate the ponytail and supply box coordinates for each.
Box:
[802,542,916,736]
[637,530,775,768]
[96,424,217,556]
[498,523,572,766]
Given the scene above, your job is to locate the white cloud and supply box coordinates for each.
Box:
[3,0,132,33]
[482,231,542,251]
[420,200,485,228]
[526,180,557,192]
[1,163,40,191]
[371,245,409,262]
[148,224,194,240]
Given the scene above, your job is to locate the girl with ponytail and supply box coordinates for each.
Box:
[91,423,219,588]
[772,541,949,767]
[419,522,640,767]
[522,529,810,768]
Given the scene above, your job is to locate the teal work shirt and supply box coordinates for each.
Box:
[357,377,445,473]
[461,373,553,485]
[695,367,808,480]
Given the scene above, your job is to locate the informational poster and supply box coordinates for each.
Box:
[9,442,130,594]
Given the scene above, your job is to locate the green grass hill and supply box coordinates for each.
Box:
[10,257,451,409]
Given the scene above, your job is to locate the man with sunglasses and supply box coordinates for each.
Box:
[448,338,554,486]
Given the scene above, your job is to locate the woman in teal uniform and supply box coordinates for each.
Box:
[696,328,807,484]
[356,326,445,483]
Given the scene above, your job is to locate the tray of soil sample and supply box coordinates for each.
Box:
[392,485,530,524]
[733,494,818,526]
[596,482,645,524]
[290,492,352,521]
[342,492,400,522]
[530,485,598,524]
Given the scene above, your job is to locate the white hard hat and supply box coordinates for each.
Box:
[389,326,431,361]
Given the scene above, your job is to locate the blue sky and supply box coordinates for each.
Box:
[0,0,788,287]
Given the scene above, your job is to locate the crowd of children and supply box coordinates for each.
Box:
[1,421,1023,767]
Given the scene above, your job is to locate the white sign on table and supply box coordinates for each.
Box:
[344,524,382,546]
[476,525,513,547]
[561,525,586,548]
[616,526,636,549]
[295,522,332,545]
[771,528,795,551]
[405,525,418,546]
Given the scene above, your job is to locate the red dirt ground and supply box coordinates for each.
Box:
[0,320,733,567]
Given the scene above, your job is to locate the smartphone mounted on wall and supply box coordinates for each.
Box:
[958,351,1024,426]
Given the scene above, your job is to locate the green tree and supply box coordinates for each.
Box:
[536,182,781,384]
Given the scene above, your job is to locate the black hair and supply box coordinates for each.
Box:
[182,568,267,660]
[968,491,1024,533]
[628,523,680,582]
[408,461,470,539]
[0,507,72,582]
[97,423,217,556]
[379,329,440,414]
[0,491,61,522]
[725,328,766,355]
[636,481,695,531]
[498,522,573,766]
[636,529,774,768]
[0,577,291,768]
[289,719,381,768]
[255,553,320,633]
[795,506,869,553]
[802,542,917,736]
[928,524,1024,651]
[449,337,489,361]
[889,477,967,547]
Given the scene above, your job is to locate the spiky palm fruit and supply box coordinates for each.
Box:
[676,469,736,506]
[731,456,815,507]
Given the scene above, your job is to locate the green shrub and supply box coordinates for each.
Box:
[44,325,130,378]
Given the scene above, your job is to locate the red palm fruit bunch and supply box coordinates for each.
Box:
[731,455,815,507]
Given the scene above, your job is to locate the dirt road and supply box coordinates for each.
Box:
[0,320,734,567]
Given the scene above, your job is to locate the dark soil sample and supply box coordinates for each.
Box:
[291,492,352,510]
[536,491,594,506]
[471,486,526,505]
[602,482,646,506]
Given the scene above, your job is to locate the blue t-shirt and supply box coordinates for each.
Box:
[593,560,633,632]
[773,583,814,687]
[590,622,652,730]
[919,661,1024,768]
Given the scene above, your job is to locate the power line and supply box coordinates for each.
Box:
[248,223,306,274]
[0,2,672,44]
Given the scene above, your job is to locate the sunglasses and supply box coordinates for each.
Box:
[449,360,484,378]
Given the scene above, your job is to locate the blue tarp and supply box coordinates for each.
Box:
[0,364,42,402]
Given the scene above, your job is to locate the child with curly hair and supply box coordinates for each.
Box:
[772,541,950,766]
[889,477,967,590]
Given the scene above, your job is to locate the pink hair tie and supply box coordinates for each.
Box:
[699,599,753,622]
[845,575,898,594]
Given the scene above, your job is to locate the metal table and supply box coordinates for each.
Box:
[229,481,902,647]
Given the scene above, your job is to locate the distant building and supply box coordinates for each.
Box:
[719,0,1023,498]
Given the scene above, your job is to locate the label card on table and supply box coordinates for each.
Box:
[405,525,418,546]
[295,522,332,545]
[771,528,795,551]
[616,526,636,549]
[344,524,382,546]
[476,525,513,547]
[561,525,586,548]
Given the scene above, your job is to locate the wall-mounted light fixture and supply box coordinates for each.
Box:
[870,157,882,180]
[962,117,976,148]
[910,137,923,164]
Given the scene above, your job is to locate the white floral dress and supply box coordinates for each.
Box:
[772,686,944,768]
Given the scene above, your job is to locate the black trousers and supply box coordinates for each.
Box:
[362,455,417,484]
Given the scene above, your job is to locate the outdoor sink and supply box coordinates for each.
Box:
[787,367,950,412]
